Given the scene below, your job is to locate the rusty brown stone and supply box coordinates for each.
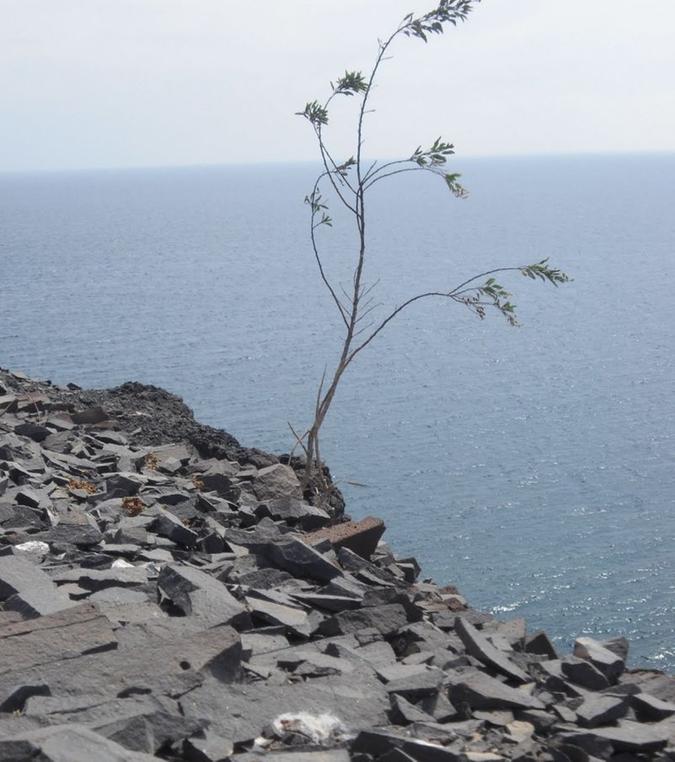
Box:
[305,515,385,559]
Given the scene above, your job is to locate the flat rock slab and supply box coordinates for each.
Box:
[561,719,670,752]
[180,672,389,746]
[576,694,628,727]
[0,603,117,681]
[450,672,545,711]
[158,564,249,629]
[0,722,159,761]
[251,464,302,501]
[0,554,75,617]
[306,516,385,560]
[268,537,342,583]
[574,636,625,683]
[454,616,528,684]
[319,603,410,637]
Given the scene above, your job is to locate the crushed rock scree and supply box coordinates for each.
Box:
[0,367,673,761]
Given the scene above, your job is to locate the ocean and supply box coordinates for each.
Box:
[1,154,673,669]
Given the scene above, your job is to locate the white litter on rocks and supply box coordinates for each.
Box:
[14,541,50,555]
[111,558,134,568]
[254,712,350,749]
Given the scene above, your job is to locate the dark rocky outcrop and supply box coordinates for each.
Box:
[0,368,673,761]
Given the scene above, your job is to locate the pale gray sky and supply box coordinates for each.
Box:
[1,1,674,172]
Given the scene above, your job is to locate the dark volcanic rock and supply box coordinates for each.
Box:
[0,368,672,762]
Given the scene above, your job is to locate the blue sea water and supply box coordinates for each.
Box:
[1,154,673,669]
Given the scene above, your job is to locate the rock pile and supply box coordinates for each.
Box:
[0,368,673,761]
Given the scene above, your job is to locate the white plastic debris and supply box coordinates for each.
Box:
[14,540,50,555]
[111,558,134,568]
[268,712,349,746]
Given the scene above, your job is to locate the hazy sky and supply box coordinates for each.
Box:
[1,1,674,172]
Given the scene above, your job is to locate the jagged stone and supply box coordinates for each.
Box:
[575,694,628,727]
[352,728,464,760]
[14,421,51,442]
[524,630,558,659]
[180,673,389,745]
[376,663,445,698]
[573,636,625,683]
[154,508,199,547]
[0,723,159,761]
[158,563,249,629]
[449,672,545,711]
[72,406,108,424]
[251,463,302,501]
[182,729,234,761]
[319,603,410,637]
[267,536,342,583]
[454,616,528,683]
[631,691,675,720]
[0,554,75,617]
[245,594,310,636]
[0,604,116,688]
[561,655,610,690]
[256,496,330,530]
[560,719,670,753]
[307,515,386,559]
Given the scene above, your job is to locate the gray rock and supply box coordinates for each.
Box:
[0,603,116,682]
[574,636,625,683]
[575,694,628,727]
[0,554,75,617]
[454,616,528,683]
[561,655,610,691]
[352,728,464,760]
[14,421,51,443]
[72,406,108,424]
[524,630,558,659]
[600,635,629,662]
[561,719,670,752]
[0,723,159,761]
[376,663,445,698]
[182,730,234,762]
[158,563,249,629]
[154,508,199,547]
[51,565,149,591]
[631,691,675,721]
[319,603,409,637]
[256,496,330,530]
[268,537,342,583]
[450,672,545,711]
[245,595,310,637]
[180,672,389,745]
[251,463,302,501]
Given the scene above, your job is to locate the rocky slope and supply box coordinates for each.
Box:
[0,368,673,762]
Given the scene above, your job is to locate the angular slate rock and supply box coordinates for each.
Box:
[524,630,558,659]
[0,554,74,617]
[307,516,386,560]
[268,537,342,583]
[158,564,249,629]
[0,723,159,761]
[574,636,625,683]
[256,496,330,530]
[575,694,628,727]
[561,655,610,691]
[631,691,675,721]
[450,672,545,711]
[319,603,409,637]
[251,463,302,501]
[454,616,528,683]
[0,604,117,698]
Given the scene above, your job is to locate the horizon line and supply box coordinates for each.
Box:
[1,149,674,177]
